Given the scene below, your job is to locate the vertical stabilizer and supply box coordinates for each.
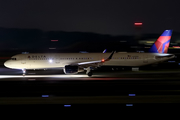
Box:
[149,30,172,53]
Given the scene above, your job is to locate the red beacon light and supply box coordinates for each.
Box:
[134,22,142,26]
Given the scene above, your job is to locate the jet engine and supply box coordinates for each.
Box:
[63,65,79,74]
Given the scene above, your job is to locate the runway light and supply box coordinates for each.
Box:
[42,95,49,98]
[173,46,180,49]
[126,104,133,106]
[64,105,71,107]
[146,41,154,44]
[134,22,142,26]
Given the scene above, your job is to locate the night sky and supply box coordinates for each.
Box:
[0,0,179,35]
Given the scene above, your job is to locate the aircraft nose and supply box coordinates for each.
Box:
[4,60,11,68]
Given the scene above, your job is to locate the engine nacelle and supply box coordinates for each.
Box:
[63,65,78,74]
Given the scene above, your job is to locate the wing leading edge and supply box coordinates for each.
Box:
[73,51,115,66]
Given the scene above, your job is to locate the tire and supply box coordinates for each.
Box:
[87,71,93,77]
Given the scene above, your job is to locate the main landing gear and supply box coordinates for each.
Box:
[86,67,93,77]
[87,71,93,77]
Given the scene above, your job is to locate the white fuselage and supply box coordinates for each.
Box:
[4,52,175,70]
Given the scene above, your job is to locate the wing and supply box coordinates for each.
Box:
[71,51,115,68]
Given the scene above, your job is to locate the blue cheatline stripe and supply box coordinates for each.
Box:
[161,30,172,36]
[162,39,170,53]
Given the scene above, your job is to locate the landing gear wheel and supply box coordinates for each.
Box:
[87,71,93,77]
[22,69,26,76]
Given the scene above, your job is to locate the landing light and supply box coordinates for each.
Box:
[49,59,53,63]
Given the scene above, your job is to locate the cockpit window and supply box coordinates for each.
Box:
[11,58,16,60]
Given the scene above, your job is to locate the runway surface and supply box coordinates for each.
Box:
[0,68,180,81]
[0,74,179,81]
[1,67,180,110]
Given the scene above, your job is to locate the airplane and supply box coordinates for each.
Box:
[4,30,174,77]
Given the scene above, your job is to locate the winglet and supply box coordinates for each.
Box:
[103,49,107,53]
[103,51,115,62]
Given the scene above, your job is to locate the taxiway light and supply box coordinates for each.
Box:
[64,105,71,107]
[126,104,133,106]
[42,95,49,98]
[129,94,136,96]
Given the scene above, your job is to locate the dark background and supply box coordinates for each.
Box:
[0,0,179,54]
[0,0,179,35]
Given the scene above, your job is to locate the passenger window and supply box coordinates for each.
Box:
[11,58,16,60]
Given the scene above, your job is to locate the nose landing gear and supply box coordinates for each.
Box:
[22,69,26,76]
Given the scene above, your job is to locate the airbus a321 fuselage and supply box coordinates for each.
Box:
[4,30,174,77]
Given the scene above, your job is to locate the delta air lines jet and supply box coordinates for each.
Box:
[4,30,174,77]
